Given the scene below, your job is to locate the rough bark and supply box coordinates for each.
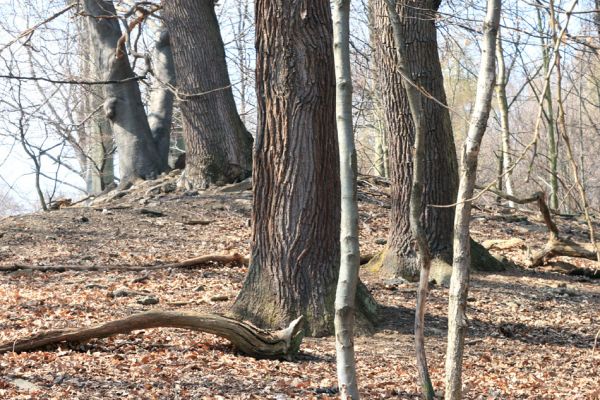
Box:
[0,311,305,360]
[233,0,376,337]
[148,26,176,171]
[333,0,360,397]
[445,1,500,399]
[162,0,253,189]
[371,0,458,280]
[82,0,164,186]
[384,0,434,397]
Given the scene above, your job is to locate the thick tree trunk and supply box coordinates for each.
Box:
[371,0,458,280]
[148,27,176,171]
[80,15,114,193]
[233,0,376,337]
[444,1,500,398]
[163,0,253,189]
[332,0,360,397]
[384,0,435,397]
[83,0,164,187]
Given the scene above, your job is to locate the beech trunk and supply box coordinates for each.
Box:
[148,26,176,171]
[83,0,164,186]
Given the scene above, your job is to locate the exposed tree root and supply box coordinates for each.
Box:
[0,253,248,273]
[0,311,305,360]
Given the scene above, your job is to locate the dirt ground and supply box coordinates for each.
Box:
[0,177,598,399]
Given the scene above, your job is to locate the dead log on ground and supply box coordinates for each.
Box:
[0,311,304,360]
[529,237,599,267]
[0,253,248,273]
[476,186,598,267]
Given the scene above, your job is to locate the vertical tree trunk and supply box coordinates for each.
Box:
[80,15,114,193]
[371,0,458,280]
[332,0,360,397]
[148,26,176,171]
[233,0,368,337]
[444,1,500,398]
[495,30,515,207]
[595,0,600,37]
[163,0,253,189]
[83,0,164,187]
[384,0,434,397]
[537,8,559,210]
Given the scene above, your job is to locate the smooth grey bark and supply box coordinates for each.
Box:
[162,0,253,189]
[148,27,176,172]
[384,0,434,398]
[82,0,164,187]
[495,30,515,208]
[536,8,559,210]
[444,0,500,398]
[79,16,114,193]
[332,0,360,398]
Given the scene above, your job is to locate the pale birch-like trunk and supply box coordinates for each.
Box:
[384,0,433,398]
[536,8,559,210]
[83,0,164,187]
[444,1,500,399]
[79,17,114,193]
[495,30,514,208]
[333,1,360,398]
[148,27,176,171]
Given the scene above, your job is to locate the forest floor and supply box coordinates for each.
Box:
[0,174,598,399]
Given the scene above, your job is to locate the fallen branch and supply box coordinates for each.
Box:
[0,253,248,273]
[0,311,304,360]
[530,238,599,267]
[477,186,598,267]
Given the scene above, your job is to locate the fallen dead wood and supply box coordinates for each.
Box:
[529,238,599,267]
[0,253,249,273]
[0,311,305,359]
[482,238,525,250]
[477,186,598,267]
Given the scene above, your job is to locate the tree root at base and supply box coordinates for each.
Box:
[0,311,305,360]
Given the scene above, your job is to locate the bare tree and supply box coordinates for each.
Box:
[333,0,361,397]
[445,0,501,398]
